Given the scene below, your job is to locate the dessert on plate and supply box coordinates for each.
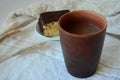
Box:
[38,10,69,37]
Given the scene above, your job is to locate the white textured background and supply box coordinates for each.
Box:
[0,0,120,80]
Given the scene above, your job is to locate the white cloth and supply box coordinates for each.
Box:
[0,0,120,80]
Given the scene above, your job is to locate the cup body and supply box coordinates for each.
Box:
[58,10,107,78]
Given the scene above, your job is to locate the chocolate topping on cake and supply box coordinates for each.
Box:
[38,10,69,37]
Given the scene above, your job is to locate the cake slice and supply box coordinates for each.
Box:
[38,10,69,37]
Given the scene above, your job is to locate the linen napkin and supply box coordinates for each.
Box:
[0,0,120,80]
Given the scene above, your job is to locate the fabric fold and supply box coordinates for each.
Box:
[0,0,120,80]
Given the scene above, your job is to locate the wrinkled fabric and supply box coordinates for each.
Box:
[0,0,120,80]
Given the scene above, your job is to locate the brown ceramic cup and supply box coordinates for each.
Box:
[58,10,107,78]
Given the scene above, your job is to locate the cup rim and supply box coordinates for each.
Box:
[58,10,107,38]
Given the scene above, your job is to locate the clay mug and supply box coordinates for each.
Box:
[58,10,107,78]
